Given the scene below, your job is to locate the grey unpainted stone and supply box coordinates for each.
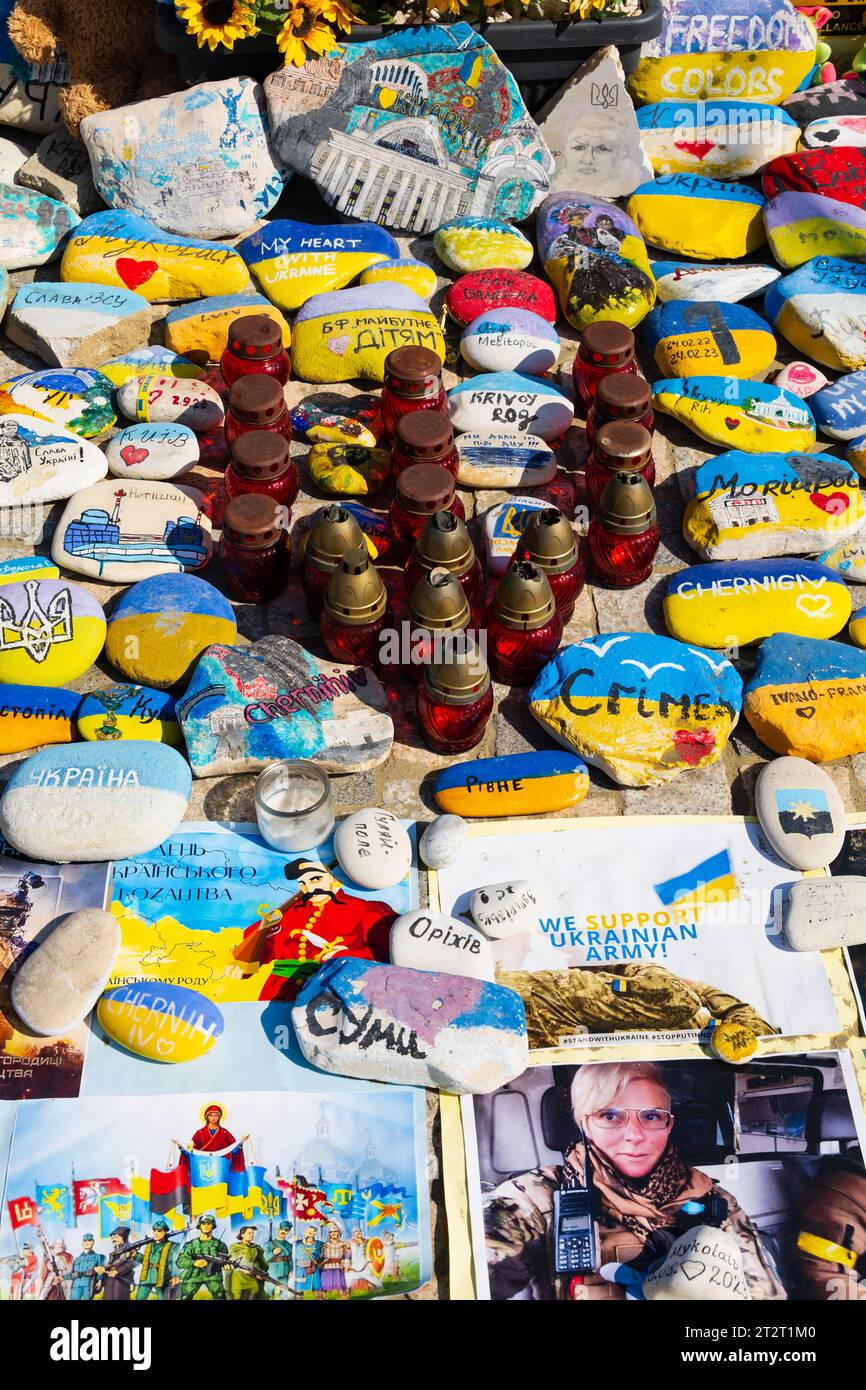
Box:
[16,131,102,217]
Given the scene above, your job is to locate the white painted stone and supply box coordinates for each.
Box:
[803,116,866,149]
[11,908,120,1035]
[470,880,539,940]
[460,308,560,375]
[0,182,78,268]
[448,373,574,442]
[755,756,845,870]
[456,431,557,489]
[652,261,781,304]
[105,423,199,481]
[52,478,212,584]
[482,495,551,575]
[785,877,866,951]
[773,361,829,399]
[419,814,466,870]
[536,46,652,198]
[334,808,412,889]
[390,909,494,981]
[643,1225,749,1301]
[6,281,152,369]
[0,414,107,505]
[16,131,101,216]
[116,374,224,432]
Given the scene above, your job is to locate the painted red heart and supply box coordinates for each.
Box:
[673,728,716,766]
[120,445,149,467]
[674,139,715,159]
[809,490,849,514]
[116,257,158,291]
[724,417,740,430]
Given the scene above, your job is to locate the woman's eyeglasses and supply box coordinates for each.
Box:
[590,1107,674,1131]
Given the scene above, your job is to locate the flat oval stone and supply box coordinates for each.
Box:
[755,756,845,870]
[0,414,107,505]
[448,373,573,442]
[434,217,533,273]
[530,633,742,787]
[773,361,828,399]
[0,556,58,585]
[52,479,212,583]
[682,450,863,560]
[0,183,78,268]
[292,284,445,384]
[238,219,398,311]
[782,77,866,126]
[644,300,776,380]
[637,100,798,178]
[456,431,556,489]
[0,684,80,753]
[292,396,382,450]
[11,908,120,1035]
[334,808,411,889]
[97,982,223,1063]
[164,293,290,365]
[470,881,539,940]
[0,578,105,686]
[434,750,589,816]
[97,345,204,388]
[389,909,494,981]
[76,683,180,745]
[812,370,866,441]
[106,573,237,689]
[0,367,115,438]
[744,633,866,760]
[445,269,557,328]
[850,605,866,647]
[628,174,766,259]
[537,193,655,331]
[61,209,252,302]
[664,559,850,647]
[359,258,437,301]
[460,308,559,375]
[307,443,391,496]
[803,115,866,149]
[763,192,866,269]
[765,257,866,371]
[762,147,866,209]
[653,377,816,453]
[419,814,466,870]
[482,494,552,574]
[819,538,866,585]
[785,878,866,951]
[116,374,225,432]
[651,260,780,304]
[105,423,199,481]
[6,282,152,369]
[0,741,192,862]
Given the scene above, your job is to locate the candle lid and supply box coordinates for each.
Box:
[517,508,576,575]
[396,462,455,514]
[580,321,634,367]
[230,430,291,480]
[408,567,470,633]
[595,372,652,418]
[222,493,284,549]
[596,420,653,472]
[396,409,454,461]
[597,471,657,535]
[423,633,490,705]
[307,503,365,570]
[324,545,388,625]
[228,314,282,360]
[492,560,556,630]
[413,510,476,577]
[384,346,443,397]
[229,374,286,424]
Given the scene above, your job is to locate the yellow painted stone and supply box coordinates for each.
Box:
[849,609,866,648]
[292,287,446,385]
[61,213,251,303]
[711,1019,758,1062]
[664,560,852,647]
[653,378,817,453]
[0,557,59,585]
[97,982,223,1063]
[165,296,291,365]
[628,177,766,259]
[629,50,816,106]
[434,219,533,273]
[0,579,105,686]
[307,443,391,497]
[360,259,438,301]
[96,348,204,387]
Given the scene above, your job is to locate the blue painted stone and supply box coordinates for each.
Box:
[238,220,399,311]
[0,556,58,585]
[764,257,866,371]
[105,572,237,689]
[651,260,781,304]
[653,376,817,453]
[636,100,799,178]
[849,436,866,478]
[536,193,655,331]
[0,183,79,269]
[76,684,180,745]
[0,684,81,754]
[744,633,866,760]
[98,982,223,1063]
[643,299,776,378]
[460,308,560,375]
[0,741,192,862]
[433,217,533,273]
[434,750,589,817]
[812,370,866,441]
[448,371,573,441]
[627,174,767,259]
[663,558,851,647]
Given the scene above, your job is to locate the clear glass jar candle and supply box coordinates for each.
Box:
[254,760,335,852]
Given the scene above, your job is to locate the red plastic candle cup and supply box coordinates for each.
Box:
[221,314,290,387]
[586,419,655,511]
[389,462,465,558]
[220,493,290,602]
[572,321,637,413]
[380,345,446,438]
[392,410,459,479]
[225,430,299,510]
[586,372,654,452]
[225,375,292,448]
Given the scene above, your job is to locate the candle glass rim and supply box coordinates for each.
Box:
[254,760,332,819]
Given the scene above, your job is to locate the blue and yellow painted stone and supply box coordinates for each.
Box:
[0,579,105,687]
[0,367,115,438]
[637,100,799,179]
[434,750,589,817]
[628,174,766,260]
[664,559,851,648]
[97,983,223,1064]
[239,220,399,312]
[61,210,251,303]
[536,193,655,331]
[0,685,80,754]
[0,556,58,585]
[850,605,866,648]
[164,293,291,365]
[292,397,382,450]
[434,217,533,273]
[77,684,180,745]
[97,345,204,388]
[848,436,866,480]
[764,192,866,269]
[360,258,438,301]
[744,633,866,760]
[644,300,776,379]
[764,257,866,372]
[653,377,816,453]
[292,284,445,384]
[529,633,742,788]
[105,572,237,690]
[307,443,391,497]
[819,532,866,584]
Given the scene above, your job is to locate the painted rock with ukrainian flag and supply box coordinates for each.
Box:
[97,983,223,1063]
[164,293,290,365]
[0,578,105,686]
[529,632,742,788]
[763,192,866,269]
[482,494,553,574]
[744,633,866,760]
[434,217,533,273]
[434,750,589,817]
[850,606,866,648]
[643,300,776,379]
[0,367,115,438]
[5,281,152,370]
[536,193,655,330]
[627,175,766,260]
[636,100,799,179]
[764,257,866,372]
[61,210,251,303]
[291,284,445,384]
[238,220,399,312]
[360,258,438,301]
[76,683,181,745]
[0,685,80,754]
[663,558,851,648]
[652,377,816,453]
[811,370,866,441]
[96,345,203,388]
[0,556,58,585]
[105,573,237,690]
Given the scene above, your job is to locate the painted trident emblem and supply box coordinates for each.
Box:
[0,580,73,663]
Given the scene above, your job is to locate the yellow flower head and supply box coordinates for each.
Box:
[177,0,259,51]
[277,2,352,66]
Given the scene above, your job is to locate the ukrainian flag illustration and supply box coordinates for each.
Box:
[653,848,739,911]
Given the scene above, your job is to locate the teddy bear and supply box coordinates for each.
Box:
[7,0,178,138]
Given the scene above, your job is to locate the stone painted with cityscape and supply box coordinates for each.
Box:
[653,377,816,452]
[52,479,213,583]
[0,182,78,268]
[537,193,655,331]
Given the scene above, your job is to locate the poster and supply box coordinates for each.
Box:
[0,851,109,1101]
[434,817,838,1048]
[464,1049,866,1302]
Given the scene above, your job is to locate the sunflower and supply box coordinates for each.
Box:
[176,0,259,52]
[569,0,609,15]
[276,0,358,65]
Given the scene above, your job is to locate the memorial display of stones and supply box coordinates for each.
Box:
[637,100,799,179]
[76,683,180,745]
[785,878,866,952]
[307,443,391,497]
[482,494,555,574]
[418,814,466,870]
[536,45,651,199]
[389,909,494,982]
[627,175,767,260]
[643,300,776,380]
[537,193,656,331]
[763,193,866,269]
[116,374,225,431]
[811,371,866,442]
[359,258,437,301]
[764,258,866,372]
[781,77,866,126]
[97,982,224,1064]
[16,129,101,217]
[774,361,828,399]
[292,285,445,385]
[6,282,152,368]
[61,209,252,301]
[96,344,203,387]
[802,116,866,149]
[51,478,213,583]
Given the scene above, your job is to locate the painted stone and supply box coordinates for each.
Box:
[61,210,251,303]
[849,439,866,481]
[0,741,191,862]
[652,377,816,453]
[629,0,817,106]
[482,495,553,575]
[0,685,80,753]
[744,633,866,760]
[782,77,866,126]
[445,269,557,328]
[6,282,151,369]
[763,192,866,269]
[0,132,31,183]
[460,309,559,376]
[105,423,199,481]
[536,45,651,198]
[164,294,290,365]
[105,573,236,689]
[755,756,845,870]
[762,148,866,210]
[307,443,391,497]
[0,183,78,268]
[819,537,866,585]
[851,605,866,648]
[418,814,466,870]
[0,32,62,133]
[0,265,9,313]
[291,957,528,1094]
[710,1020,758,1064]
[81,79,287,238]
[176,635,393,777]
[264,23,553,234]
[0,415,107,504]
[682,451,862,560]
[651,260,780,304]
[0,577,104,686]
[773,361,828,399]
[0,556,58,585]
[334,809,412,889]
[529,633,742,788]
[643,300,776,380]
[537,194,655,331]
[455,432,556,489]
[764,257,866,371]
[76,684,180,745]
[627,175,766,260]
[663,559,851,647]
[637,100,799,178]
[52,479,212,584]
[811,371,866,442]
[643,1225,749,1301]
[238,220,398,312]
[97,983,223,1063]
[785,878,866,951]
[0,368,115,438]
[434,750,590,816]
[97,346,203,388]
[292,285,445,385]
[470,881,539,940]
[359,258,437,301]
[434,218,532,273]
[16,130,101,218]
[116,374,225,432]
[448,373,573,442]
[291,397,382,451]
[803,115,866,149]
[390,909,494,982]
[11,909,120,1036]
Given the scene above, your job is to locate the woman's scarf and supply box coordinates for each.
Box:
[563,1136,713,1238]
